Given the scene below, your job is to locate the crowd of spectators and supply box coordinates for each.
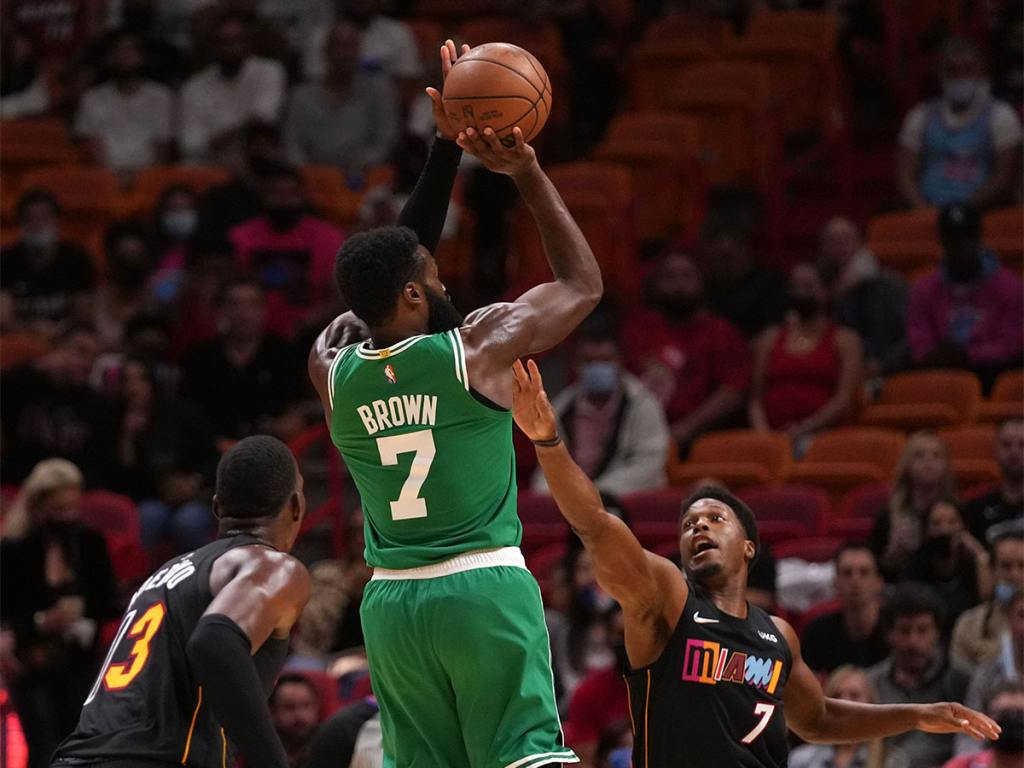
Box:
[1,1,1023,768]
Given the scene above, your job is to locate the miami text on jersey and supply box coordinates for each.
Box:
[682,638,784,694]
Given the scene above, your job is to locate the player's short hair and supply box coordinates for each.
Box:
[335,225,422,327]
[680,486,760,566]
[215,436,298,520]
[882,582,945,630]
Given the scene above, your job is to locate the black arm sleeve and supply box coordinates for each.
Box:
[397,136,463,254]
[186,614,290,768]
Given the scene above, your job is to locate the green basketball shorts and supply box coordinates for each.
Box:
[360,547,579,768]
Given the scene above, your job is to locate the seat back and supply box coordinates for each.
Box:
[689,430,792,481]
[992,370,1024,403]
[876,370,982,422]
[738,485,829,535]
[803,428,907,472]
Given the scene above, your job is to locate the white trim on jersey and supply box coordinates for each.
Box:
[452,328,469,391]
[448,331,463,387]
[326,345,350,411]
[354,334,428,360]
[504,750,581,768]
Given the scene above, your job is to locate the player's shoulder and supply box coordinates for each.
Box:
[459,302,531,348]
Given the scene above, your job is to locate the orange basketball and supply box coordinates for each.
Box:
[442,43,552,146]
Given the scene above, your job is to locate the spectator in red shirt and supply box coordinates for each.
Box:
[229,163,344,339]
[749,263,863,452]
[564,605,630,768]
[620,251,751,453]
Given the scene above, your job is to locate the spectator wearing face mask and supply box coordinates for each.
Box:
[951,526,1024,671]
[0,190,95,339]
[73,29,174,174]
[903,500,991,627]
[946,683,1024,766]
[530,320,669,497]
[228,163,344,339]
[963,420,1024,543]
[620,251,751,453]
[898,37,1022,210]
[749,263,863,454]
[93,221,159,351]
[907,205,1023,390]
[958,593,1024,756]
[149,185,200,307]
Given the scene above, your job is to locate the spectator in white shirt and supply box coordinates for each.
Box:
[1,27,50,119]
[285,20,399,174]
[178,11,285,164]
[74,30,174,173]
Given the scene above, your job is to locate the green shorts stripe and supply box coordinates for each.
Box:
[360,563,577,768]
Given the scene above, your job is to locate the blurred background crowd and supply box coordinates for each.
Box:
[0,0,1022,767]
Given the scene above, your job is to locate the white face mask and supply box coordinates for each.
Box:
[22,226,57,250]
[161,210,198,240]
[943,78,980,108]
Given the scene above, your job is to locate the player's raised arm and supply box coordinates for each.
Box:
[774,616,1001,746]
[185,548,310,768]
[458,128,603,365]
[513,359,682,617]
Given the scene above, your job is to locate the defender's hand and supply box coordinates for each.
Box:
[512,359,558,442]
[457,126,537,179]
[425,39,471,141]
[916,702,1001,742]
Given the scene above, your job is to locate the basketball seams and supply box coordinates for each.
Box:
[451,56,544,99]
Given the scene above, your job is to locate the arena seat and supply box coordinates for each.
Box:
[643,15,733,46]
[937,424,1000,488]
[784,428,906,499]
[620,488,688,549]
[867,238,942,279]
[289,425,347,558]
[866,207,940,242]
[977,370,1023,423]
[982,205,1023,269]
[668,430,791,490]
[0,117,81,194]
[0,333,52,371]
[830,482,889,538]
[17,167,127,235]
[738,485,830,538]
[771,535,843,563]
[629,39,717,110]
[860,370,982,430]
[127,165,230,215]
[299,165,363,230]
[517,492,569,554]
[80,491,149,584]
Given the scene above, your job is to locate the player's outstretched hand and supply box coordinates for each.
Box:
[426,39,471,141]
[916,702,1001,742]
[457,126,537,178]
[512,359,558,442]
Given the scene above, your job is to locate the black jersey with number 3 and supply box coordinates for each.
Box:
[625,583,793,768]
[53,534,287,768]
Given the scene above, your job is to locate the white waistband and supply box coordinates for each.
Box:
[371,547,526,581]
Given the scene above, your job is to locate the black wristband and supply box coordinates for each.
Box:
[532,435,562,447]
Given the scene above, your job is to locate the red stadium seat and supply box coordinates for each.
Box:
[831,483,890,538]
[629,39,717,110]
[289,425,348,558]
[982,206,1023,269]
[517,492,569,554]
[938,425,1000,488]
[977,370,1023,423]
[738,485,830,538]
[771,536,844,562]
[621,488,688,549]
[80,491,149,583]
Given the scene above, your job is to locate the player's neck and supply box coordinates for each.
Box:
[217,520,276,548]
[369,322,427,350]
[705,578,749,619]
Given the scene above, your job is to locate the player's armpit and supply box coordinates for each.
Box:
[309,312,369,416]
[206,549,310,652]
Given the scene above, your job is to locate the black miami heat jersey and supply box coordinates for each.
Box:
[625,583,793,768]
[53,534,287,768]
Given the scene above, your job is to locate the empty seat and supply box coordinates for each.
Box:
[982,205,1023,268]
[739,485,830,538]
[868,238,942,279]
[17,167,127,228]
[785,428,906,498]
[937,424,1000,487]
[866,208,940,242]
[517,491,569,553]
[621,488,688,549]
[630,39,717,110]
[128,165,230,215]
[977,369,1023,423]
[80,491,149,583]
[831,482,890,538]
[669,430,791,490]
[861,370,982,430]
[771,536,844,563]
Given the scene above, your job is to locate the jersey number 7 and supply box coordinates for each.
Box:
[376,430,436,520]
[84,603,167,704]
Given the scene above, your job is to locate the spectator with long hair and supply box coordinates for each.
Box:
[789,665,909,768]
[871,431,958,580]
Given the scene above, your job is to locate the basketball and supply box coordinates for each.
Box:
[442,42,552,146]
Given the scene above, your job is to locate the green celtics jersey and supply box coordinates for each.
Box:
[328,330,522,569]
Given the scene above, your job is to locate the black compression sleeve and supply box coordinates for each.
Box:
[186,614,289,768]
[397,136,463,254]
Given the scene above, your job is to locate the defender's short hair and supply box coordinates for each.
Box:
[681,486,760,565]
[215,436,297,520]
[335,226,421,327]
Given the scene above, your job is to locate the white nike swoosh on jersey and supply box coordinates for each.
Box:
[693,612,719,624]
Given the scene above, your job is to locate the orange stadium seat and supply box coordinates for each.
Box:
[0,334,52,371]
[127,165,230,216]
[746,9,840,43]
[738,485,829,540]
[977,370,1023,423]
[868,239,942,279]
[662,62,775,187]
[785,428,906,499]
[644,14,733,46]
[17,166,126,224]
[299,165,363,230]
[629,39,717,110]
[415,0,507,20]
[982,205,1024,269]
[860,370,982,430]
[867,208,940,241]
[938,424,1000,487]
[592,136,706,242]
[669,430,792,490]
[0,117,80,182]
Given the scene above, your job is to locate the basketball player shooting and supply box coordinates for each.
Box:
[511,359,1001,768]
[309,40,600,768]
[52,437,311,768]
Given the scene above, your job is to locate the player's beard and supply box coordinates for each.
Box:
[684,559,723,584]
[425,287,464,334]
